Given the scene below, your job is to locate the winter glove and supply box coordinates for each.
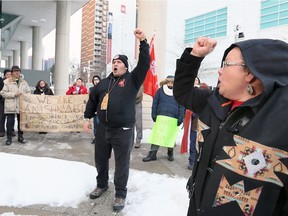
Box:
[177,121,182,126]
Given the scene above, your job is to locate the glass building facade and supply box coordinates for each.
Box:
[185,7,227,44]
[261,0,288,29]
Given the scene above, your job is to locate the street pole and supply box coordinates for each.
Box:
[87,60,90,83]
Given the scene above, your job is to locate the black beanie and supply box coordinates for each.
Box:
[113,54,129,69]
[3,69,11,76]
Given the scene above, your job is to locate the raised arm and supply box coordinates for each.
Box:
[173,37,217,114]
[131,28,150,88]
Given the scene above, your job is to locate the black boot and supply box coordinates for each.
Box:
[167,148,174,161]
[143,151,157,162]
[91,138,96,144]
[18,134,27,144]
[6,136,12,145]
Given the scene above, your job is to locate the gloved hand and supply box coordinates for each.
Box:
[177,121,182,126]
[152,117,156,122]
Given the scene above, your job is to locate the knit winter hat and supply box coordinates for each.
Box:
[113,54,129,69]
[3,69,11,76]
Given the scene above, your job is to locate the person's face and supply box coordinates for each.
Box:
[194,78,200,86]
[93,77,100,85]
[39,81,45,87]
[12,69,21,79]
[218,47,252,101]
[112,59,127,77]
[167,81,174,89]
[76,79,82,87]
[5,72,11,79]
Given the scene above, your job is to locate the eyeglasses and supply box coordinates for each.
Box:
[222,61,246,68]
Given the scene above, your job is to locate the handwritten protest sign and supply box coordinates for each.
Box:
[19,94,89,132]
[148,115,179,148]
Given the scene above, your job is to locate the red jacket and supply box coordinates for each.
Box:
[66,85,88,95]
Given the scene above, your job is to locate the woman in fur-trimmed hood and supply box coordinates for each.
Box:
[143,75,185,162]
[174,37,288,216]
[159,75,175,87]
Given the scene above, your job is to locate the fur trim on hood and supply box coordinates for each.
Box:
[159,75,174,87]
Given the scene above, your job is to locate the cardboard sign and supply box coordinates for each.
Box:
[19,94,89,132]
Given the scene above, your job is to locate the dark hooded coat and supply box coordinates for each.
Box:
[174,39,288,216]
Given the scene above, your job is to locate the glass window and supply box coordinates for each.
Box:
[206,17,215,23]
[280,2,288,9]
[279,18,288,24]
[261,0,288,29]
[205,22,216,29]
[205,29,215,35]
[185,7,227,44]
[280,10,288,18]
[262,13,278,22]
[195,20,204,27]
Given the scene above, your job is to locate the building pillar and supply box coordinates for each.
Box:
[8,56,13,68]
[13,49,20,66]
[20,41,29,69]
[32,26,43,70]
[54,0,71,95]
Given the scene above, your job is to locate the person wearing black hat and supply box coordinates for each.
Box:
[0,65,31,145]
[89,75,101,144]
[174,37,288,216]
[83,28,150,212]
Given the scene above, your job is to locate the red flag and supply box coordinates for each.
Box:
[180,110,193,154]
[144,34,158,97]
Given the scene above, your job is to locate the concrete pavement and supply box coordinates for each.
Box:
[0,132,191,216]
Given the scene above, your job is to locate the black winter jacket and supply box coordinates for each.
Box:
[174,39,288,216]
[84,40,150,127]
[33,85,54,95]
